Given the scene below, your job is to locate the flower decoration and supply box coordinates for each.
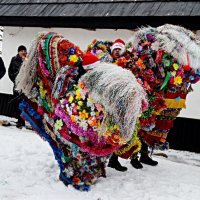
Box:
[69,54,79,63]
[55,119,63,130]
[174,76,183,85]
[79,110,89,120]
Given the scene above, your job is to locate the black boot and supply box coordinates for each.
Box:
[108,153,127,172]
[16,117,25,129]
[140,153,158,166]
[130,157,143,169]
[139,140,158,166]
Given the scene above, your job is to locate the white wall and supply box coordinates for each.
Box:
[0,26,200,119]
[0,26,134,94]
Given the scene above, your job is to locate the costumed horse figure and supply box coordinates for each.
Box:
[125,24,200,150]
[87,24,200,160]
[15,32,148,191]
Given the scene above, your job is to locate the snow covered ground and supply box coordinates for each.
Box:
[0,115,200,200]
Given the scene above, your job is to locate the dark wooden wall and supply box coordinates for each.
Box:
[0,93,17,118]
[167,117,200,153]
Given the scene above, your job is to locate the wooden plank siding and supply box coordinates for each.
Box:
[0,1,200,29]
[0,93,17,118]
[168,117,200,153]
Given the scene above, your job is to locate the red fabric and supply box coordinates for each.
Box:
[117,145,138,159]
[82,52,99,67]
[139,129,168,145]
[164,92,186,99]
[155,119,174,130]
[113,39,125,46]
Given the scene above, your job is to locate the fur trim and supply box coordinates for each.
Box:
[110,43,125,55]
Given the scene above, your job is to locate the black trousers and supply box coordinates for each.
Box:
[13,91,25,126]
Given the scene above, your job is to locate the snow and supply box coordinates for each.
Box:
[1,115,200,200]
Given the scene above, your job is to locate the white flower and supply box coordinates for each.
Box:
[90,111,95,116]
[79,120,88,130]
[71,103,75,107]
[63,167,74,177]
[90,105,95,111]
[87,100,93,108]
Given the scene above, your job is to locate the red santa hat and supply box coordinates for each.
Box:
[111,39,125,55]
[82,52,100,70]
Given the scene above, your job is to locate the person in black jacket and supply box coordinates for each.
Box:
[0,57,6,79]
[8,45,27,128]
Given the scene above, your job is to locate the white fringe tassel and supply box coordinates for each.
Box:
[80,63,148,142]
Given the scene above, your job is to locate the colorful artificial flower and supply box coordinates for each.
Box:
[95,111,100,116]
[171,71,176,77]
[55,119,63,130]
[70,115,77,123]
[75,89,82,100]
[87,116,97,127]
[78,101,83,106]
[183,65,191,71]
[173,63,179,70]
[136,58,146,69]
[79,120,88,130]
[115,57,128,67]
[174,76,182,85]
[68,95,74,103]
[78,82,85,89]
[72,177,81,185]
[79,110,89,119]
[69,55,79,63]
[90,111,95,116]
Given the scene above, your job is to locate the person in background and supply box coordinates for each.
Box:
[0,56,6,79]
[8,45,27,128]
[107,39,128,172]
[108,39,158,172]
[110,38,126,62]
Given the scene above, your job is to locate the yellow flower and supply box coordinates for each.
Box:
[173,63,179,70]
[79,110,89,119]
[75,89,82,100]
[95,112,99,116]
[78,101,83,106]
[174,76,182,85]
[69,55,78,63]
[68,95,74,103]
